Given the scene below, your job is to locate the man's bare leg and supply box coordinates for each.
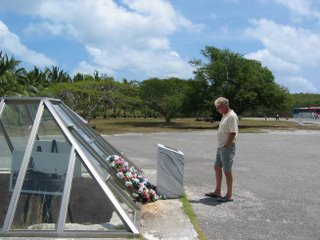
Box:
[213,165,223,196]
[224,171,233,199]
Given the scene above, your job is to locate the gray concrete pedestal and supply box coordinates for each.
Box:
[156,144,184,199]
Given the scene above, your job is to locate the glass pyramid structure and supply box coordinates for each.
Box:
[0,97,141,238]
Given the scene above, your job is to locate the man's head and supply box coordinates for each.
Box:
[214,97,230,114]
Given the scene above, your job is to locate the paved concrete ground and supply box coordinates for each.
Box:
[107,130,320,240]
[141,199,197,240]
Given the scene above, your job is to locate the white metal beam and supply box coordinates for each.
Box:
[44,100,139,234]
[2,100,45,232]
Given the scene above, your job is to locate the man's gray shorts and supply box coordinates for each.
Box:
[215,144,236,173]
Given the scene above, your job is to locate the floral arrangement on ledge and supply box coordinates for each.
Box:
[106,155,164,204]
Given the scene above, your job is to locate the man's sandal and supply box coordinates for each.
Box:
[205,192,222,198]
[217,196,234,202]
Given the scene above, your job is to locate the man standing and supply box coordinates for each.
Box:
[205,97,239,202]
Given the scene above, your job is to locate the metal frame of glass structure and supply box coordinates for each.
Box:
[0,97,141,238]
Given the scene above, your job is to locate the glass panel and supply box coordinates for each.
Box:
[0,125,12,172]
[11,107,71,231]
[1,103,38,230]
[51,102,137,201]
[105,180,136,225]
[75,139,140,211]
[51,102,138,229]
[52,103,110,158]
[0,130,13,229]
[65,155,128,232]
[74,139,110,181]
[51,103,74,127]
[1,103,38,151]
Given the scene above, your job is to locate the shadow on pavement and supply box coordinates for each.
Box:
[189,197,224,207]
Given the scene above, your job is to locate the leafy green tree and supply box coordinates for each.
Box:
[0,51,25,96]
[73,72,85,82]
[40,82,99,120]
[45,66,71,83]
[117,80,141,118]
[182,77,211,117]
[191,46,291,116]
[40,79,122,120]
[18,67,48,95]
[291,93,320,107]
[140,77,189,122]
[0,52,20,75]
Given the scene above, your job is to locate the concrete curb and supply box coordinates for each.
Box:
[141,199,198,240]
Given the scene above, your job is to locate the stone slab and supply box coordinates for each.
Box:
[156,144,184,198]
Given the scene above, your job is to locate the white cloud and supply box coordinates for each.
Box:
[273,0,320,20]
[145,37,170,50]
[0,0,201,79]
[245,49,300,73]
[245,19,320,66]
[24,21,78,38]
[74,61,114,76]
[245,18,320,92]
[81,45,193,79]
[282,76,318,93]
[169,51,180,58]
[0,20,55,67]
[122,0,200,32]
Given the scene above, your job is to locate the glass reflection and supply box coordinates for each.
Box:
[65,154,127,231]
[11,107,71,231]
[0,103,38,229]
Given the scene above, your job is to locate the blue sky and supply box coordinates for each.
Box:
[0,0,320,93]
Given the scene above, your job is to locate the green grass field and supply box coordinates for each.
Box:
[89,117,320,135]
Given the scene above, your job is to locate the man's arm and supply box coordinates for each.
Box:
[224,132,236,148]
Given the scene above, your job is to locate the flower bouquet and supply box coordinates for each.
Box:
[106,155,164,204]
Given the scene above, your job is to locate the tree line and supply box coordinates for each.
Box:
[1,47,317,122]
[291,93,320,107]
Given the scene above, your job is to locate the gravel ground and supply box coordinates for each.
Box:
[106,130,320,240]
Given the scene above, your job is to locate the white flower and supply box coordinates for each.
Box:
[116,172,125,179]
[125,172,132,178]
[132,193,139,198]
[132,178,139,184]
[125,181,132,187]
[138,187,144,193]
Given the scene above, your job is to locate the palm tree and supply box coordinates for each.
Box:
[45,66,71,84]
[0,51,25,96]
[19,67,48,95]
[73,72,85,82]
[0,51,21,77]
